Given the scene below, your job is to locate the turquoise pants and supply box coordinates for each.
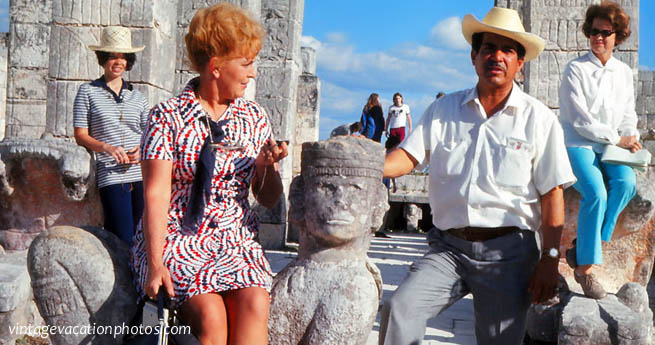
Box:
[567,147,636,265]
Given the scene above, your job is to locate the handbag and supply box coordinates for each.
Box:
[123,290,201,345]
[601,145,652,172]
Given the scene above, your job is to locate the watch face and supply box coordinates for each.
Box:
[548,248,559,258]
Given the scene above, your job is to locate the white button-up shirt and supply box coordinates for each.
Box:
[559,52,639,152]
[400,85,576,232]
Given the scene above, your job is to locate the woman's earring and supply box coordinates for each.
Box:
[213,69,220,78]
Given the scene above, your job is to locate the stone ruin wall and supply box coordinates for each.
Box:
[0,0,320,249]
[495,0,655,163]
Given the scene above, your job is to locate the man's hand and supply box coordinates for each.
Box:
[528,256,559,303]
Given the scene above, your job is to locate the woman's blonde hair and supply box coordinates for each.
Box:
[185,3,265,72]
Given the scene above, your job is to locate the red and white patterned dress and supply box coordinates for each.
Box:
[130,78,273,305]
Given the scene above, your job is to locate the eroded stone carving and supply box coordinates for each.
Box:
[27,225,138,345]
[268,136,388,345]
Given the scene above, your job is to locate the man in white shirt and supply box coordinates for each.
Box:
[378,7,576,345]
[385,92,412,143]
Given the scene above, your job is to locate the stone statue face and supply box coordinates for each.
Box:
[302,175,375,244]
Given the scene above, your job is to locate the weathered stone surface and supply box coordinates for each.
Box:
[293,74,320,177]
[259,0,304,64]
[177,0,261,27]
[131,83,173,112]
[269,137,388,345]
[9,23,50,69]
[300,46,316,75]
[0,33,7,141]
[7,68,48,100]
[0,251,30,313]
[388,174,429,204]
[558,283,652,345]
[0,138,102,250]
[404,204,422,232]
[28,225,138,345]
[10,0,52,25]
[52,0,119,25]
[560,171,655,294]
[45,80,84,137]
[5,100,47,139]
[47,26,103,80]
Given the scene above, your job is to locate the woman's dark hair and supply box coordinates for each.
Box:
[364,93,381,112]
[95,51,137,71]
[582,0,631,45]
[471,32,526,60]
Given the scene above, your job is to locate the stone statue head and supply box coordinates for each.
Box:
[289,136,388,248]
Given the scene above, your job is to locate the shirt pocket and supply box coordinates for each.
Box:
[433,140,468,179]
[494,137,533,189]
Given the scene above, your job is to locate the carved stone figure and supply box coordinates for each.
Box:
[268,136,388,345]
[27,225,138,345]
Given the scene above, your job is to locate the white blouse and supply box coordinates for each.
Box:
[558,51,639,153]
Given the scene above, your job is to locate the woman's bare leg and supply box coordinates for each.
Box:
[181,293,228,345]
[223,287,270,345]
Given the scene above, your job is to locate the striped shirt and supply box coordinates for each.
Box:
[73,77,150,188]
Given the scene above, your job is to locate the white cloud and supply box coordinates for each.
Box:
[300,35,321,50]
[325,32,348,44]
[430,16,469,50]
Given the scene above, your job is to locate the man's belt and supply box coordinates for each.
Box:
[446,226,520,242]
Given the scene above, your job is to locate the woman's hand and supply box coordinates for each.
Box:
[255,139,288,167]
[126,146,141,164]
[144,262,175,299]
[617,136,642,153]
[102,143,131,164]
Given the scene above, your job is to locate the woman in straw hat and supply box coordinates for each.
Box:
[130,3,287,344]
[559,1,641,300]
[73,26,149,246]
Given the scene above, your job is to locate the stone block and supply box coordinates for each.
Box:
[6,99,47,134]
[258,222,286,250]
[9,23,50,69]
[613,51,639,72]
[122,28,177,92]
[4,124,45,139]
[52,0,119,25]
[525,51,584,108]
[45,80,84,137]
[643,141,655,165]
[256,64,300,139]
[296,74,320,115]
[0,300,45,345]
[0,251,30,313]
[175,71,197,95]
[300,46,316,75]
[7,68,48,100]
[132,83,173,110]
[260,0,304,64]
[177,0,261,27]
[48,25,103,80]
[175,28,189,72]
[10,0,52,25]
[120,0,178,30]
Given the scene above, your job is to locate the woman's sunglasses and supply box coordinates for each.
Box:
[590,29,615,38]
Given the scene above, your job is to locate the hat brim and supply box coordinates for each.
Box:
[461,14,544,62]
[88,45,145,53]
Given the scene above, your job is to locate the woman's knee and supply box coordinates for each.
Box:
[181,294,227,343]
[226,287,270,319]
[610,176,636,198]
[580,183,608,205]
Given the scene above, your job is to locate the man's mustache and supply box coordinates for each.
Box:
[485,61,507,71]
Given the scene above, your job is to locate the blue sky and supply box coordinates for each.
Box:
[0,1,650,140]
[301,0,655,139]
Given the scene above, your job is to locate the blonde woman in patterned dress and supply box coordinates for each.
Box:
[130,3,287,345]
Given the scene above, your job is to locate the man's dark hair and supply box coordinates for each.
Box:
[349,121,362,133]
[385,135,401,150]
[95,51,137,71]
[471,32,526,60]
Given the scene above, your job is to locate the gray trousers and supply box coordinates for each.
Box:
[378,228,540,345]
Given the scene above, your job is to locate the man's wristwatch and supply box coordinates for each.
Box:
[544,247,560,259]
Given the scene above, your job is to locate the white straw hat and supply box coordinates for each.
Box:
[88,26,145,54]
[461,7,545,62]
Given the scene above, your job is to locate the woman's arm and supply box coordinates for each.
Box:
[74,127,131,164]
[142,159,175,298]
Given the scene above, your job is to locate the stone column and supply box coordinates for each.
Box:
[638,70,655,159]
[0,33,7,141]
[5,0,53,138]
[293,46,320,176]
[175,0,261,97]
[255,0,304,249]
[44,0,177,138]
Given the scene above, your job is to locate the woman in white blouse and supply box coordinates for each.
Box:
[559,1,641,300]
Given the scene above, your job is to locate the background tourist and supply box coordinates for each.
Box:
[73,26,149,246]
[384,92,412,143]
[359,93,385,142]
[558,0,640,300]
[130,3,287,344]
